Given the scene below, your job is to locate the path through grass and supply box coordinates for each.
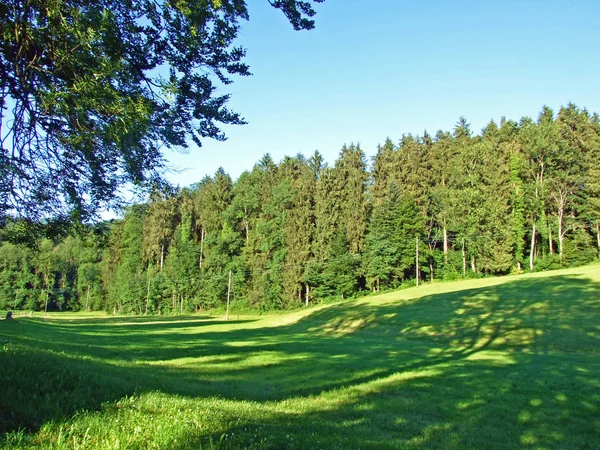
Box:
[1,266,600,449]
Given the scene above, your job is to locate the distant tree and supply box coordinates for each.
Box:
[312,232,360,300]
[520,107,557,269]
[365,182,425,289]
[163,214,199,313]
[106,205,147,314]
[336,144,369,254]
[0,242,36,310]
[429,130,456,268]
[551,104,596,260]
[503,119,527,271]
[371,138,397,207]
[143,188,181,271]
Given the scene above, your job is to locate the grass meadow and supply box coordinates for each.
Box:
[1,266,600,449]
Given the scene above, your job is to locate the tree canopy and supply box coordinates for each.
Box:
[3,103,600,314]
[0,0,323,224]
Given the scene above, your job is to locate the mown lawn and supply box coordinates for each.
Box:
[1,266,600,449]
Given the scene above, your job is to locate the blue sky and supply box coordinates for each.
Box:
[165,0,600,187]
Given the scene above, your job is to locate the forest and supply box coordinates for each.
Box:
[1,103,599,314]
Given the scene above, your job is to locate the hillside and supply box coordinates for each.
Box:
[1,266,600,449]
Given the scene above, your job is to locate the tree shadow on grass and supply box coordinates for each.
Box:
[1,273,600,448]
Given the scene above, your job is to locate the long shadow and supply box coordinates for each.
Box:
[2,273,600,447]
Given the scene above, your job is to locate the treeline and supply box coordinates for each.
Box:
[1,103,600,313]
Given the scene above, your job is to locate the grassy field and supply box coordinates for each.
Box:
[1,266,600,449]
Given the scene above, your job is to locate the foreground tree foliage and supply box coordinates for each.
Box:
[0,0,323,224]
[1,104,600,313]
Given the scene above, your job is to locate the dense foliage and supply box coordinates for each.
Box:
[1,104,599,313]
[0,0,323,223]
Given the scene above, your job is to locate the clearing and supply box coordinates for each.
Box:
[1,266,599,449]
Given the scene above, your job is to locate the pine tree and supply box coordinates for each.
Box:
[143,187,181,271]
[371,138,397,207]
[281,155,317,305]
[504,118,527,271]
[551,104,599,264]
[336,144,369,255]
[106,205,147,314]
[365,181,425,289]
[429,130,456,271]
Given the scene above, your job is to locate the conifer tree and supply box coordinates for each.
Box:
[371,138,397,207]
[429,130,456,269]
[281,155,316,304]
[336,144,369,255]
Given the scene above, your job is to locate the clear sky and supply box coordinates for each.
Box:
[165,0,600,187]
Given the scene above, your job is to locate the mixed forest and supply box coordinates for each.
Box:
[1,104,600,314]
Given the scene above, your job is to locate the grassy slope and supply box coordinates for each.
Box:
[1,266,599,449]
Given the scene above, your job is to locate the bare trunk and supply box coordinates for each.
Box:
[244,207,250,245]
[145,269,151,315]
[199,229,204,269]
[549,226,554,255]
[429,261,434,282]
[558,219,564,260]
[597,224,600,257]
[415,235,419,287]
[557,191,565,260]
[305,284,309,307]
[462,239,466,277]
[226,270,232,320]
[531,167,540,271]
[85,284,91,313]
[530,221,536,270]
[44,287,49,315]
[443,225,448,264]
[471,256,476,273]
[160,244,165,272]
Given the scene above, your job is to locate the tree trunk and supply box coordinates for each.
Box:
[558,205,565,261]
[597,224,600,257]
[471,256,476,273]
[443,225,448,264]
[44,286,49,315]
[226,270,232,320]
[530,221,536,270]
[305,284,309,306]
[160,244,165,272]
[549,226,554,255]
[199,229,205,269]
[145,268,151,315]
[415,235,419,287]
[244,207,250,245]
[85,284,91,313]
[430,260,434,282]
[462,239,466,277]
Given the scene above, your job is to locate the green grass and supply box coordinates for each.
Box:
[1,266,600,449]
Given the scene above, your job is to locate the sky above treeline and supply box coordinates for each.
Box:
[165,0,600,187]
